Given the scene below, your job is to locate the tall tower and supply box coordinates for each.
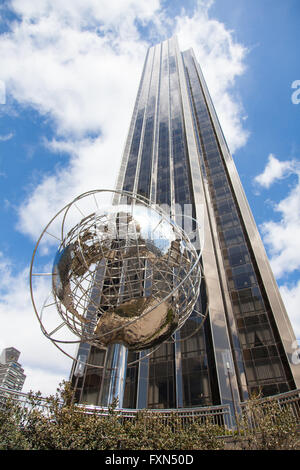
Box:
[71,37,300,410]
[0,347,26,392]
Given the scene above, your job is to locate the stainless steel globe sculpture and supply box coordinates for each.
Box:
[30,190,204,363]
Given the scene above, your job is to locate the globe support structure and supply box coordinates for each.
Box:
[30,189,206,407]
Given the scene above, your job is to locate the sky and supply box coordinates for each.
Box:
[0,0,299,396]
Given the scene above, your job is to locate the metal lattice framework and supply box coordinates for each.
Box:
[30,189,206,368]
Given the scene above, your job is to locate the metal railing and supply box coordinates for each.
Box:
[78,402,234,430]
[239,388,300,431]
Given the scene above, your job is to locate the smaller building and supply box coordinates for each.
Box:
[0,347,26,391]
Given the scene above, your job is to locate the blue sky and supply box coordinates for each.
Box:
[0,0,299,395]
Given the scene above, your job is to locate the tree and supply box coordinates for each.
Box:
[237,393,300,450]
[0,382,299,450]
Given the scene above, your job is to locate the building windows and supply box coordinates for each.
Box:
[123,352,139,409]
[0,348,26,391]
[148,343,175,409]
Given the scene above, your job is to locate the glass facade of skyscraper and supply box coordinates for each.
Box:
[70,37,300,411]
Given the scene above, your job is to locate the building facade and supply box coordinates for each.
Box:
[71,37,300,411]
[0,347,26,391]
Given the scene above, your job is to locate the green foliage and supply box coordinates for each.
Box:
[236,393,300,450]
[0,382,299,450]
[0,382,223,450]
[0,397,31,450]
[120,412,224,450]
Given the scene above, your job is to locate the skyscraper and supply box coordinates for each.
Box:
[0,347,26,392]
[71,37,300,412]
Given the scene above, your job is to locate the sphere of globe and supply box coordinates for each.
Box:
[52,202,201,351]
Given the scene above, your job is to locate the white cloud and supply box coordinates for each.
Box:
[255,156,300,278]
[0,79,5,104]
[280,281,300,340]
[254,153,299,189]
[0,2,151,245]
[0,14,146,138]
[17,135,127,241]
[254,153,300,345]
[22,366,67,396]
[11,0,160,28]
[0,132,13,142]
